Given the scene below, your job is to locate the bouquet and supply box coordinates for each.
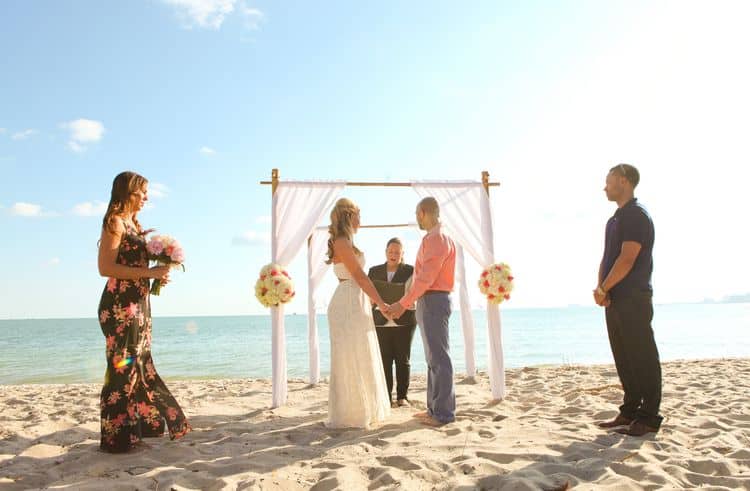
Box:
[478,262,514,304]
[255,263,295,307]
[145,235,185,295]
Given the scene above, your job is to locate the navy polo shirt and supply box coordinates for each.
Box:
[601,198,655,297]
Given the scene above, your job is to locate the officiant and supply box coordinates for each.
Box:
[368,237,417,408]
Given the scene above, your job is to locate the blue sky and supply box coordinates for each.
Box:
[1,1,749,319]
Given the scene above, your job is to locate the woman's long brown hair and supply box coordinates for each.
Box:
[102,171,148,234]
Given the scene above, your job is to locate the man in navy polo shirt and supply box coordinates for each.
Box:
[594,163,663,437]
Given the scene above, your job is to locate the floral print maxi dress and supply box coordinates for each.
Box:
[98,222,190,452]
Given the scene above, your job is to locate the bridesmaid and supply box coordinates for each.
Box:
[97,171,190,453]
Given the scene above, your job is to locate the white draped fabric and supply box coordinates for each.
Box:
[271,181,344,407]
[306,227,332,385]
[454,243,477,377]
[411,182,505,399]
[267,178,504,407]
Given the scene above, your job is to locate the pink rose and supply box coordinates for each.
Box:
[170,247,184,262]
[147,239,164,255]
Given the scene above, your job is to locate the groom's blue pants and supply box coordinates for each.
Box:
[416,293,455,423]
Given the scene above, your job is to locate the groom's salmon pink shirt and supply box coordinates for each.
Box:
[399,224,456,309]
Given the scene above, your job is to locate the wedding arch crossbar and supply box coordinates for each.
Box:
[260,169,506,407]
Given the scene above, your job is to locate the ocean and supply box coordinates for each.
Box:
[1,303,748,385]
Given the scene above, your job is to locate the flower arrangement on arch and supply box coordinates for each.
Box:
[478,262,514,304]
[145,234,185,295]
[255,263,295,307]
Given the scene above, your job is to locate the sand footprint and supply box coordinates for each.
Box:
[478,429,496,439]
[312,461,346,470]
[475,451,520,465]
[377,455,422,471]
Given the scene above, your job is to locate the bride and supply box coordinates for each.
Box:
[326,198,391,428]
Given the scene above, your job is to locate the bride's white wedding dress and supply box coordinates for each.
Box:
[327,253,391,428]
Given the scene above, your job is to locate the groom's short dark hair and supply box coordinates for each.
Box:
[609,163,640,188]
[418,197,440,217]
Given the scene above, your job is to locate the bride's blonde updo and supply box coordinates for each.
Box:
[326,198,362,264]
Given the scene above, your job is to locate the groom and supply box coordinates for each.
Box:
[386,197,456,426]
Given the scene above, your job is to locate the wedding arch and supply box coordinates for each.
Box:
[260,169,506,408]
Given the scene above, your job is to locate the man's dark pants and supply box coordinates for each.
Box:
[605,289,663,429]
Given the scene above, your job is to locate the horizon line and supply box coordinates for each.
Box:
[2,300,748,322]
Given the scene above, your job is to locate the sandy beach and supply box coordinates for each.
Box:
[1,358,749,490]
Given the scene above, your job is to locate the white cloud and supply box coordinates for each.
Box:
[10,202,54,217]
[72,201,108,217]
[149,182,169,199]
[232,230,270,246]
[62,118,105,152]
[163,0,236,29]
[162,0,264,30]
[45,257,61,267]
[0,128,6,134]
[11,129,37,140]
[240,2,264,30]
[200,146,216,155]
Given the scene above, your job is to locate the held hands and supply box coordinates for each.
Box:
[384,302,405,319]
[593,287,610,307]
[376,302,393,322]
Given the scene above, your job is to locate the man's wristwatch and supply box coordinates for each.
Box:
[596,286,607,296]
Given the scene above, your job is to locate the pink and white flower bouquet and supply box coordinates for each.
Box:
[146,234,185,295]
[255,263,295,307]
[478,262,514,304]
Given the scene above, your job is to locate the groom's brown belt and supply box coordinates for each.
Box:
[423,290,450,296]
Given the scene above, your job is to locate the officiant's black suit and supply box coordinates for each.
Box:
[368,263,417,403]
